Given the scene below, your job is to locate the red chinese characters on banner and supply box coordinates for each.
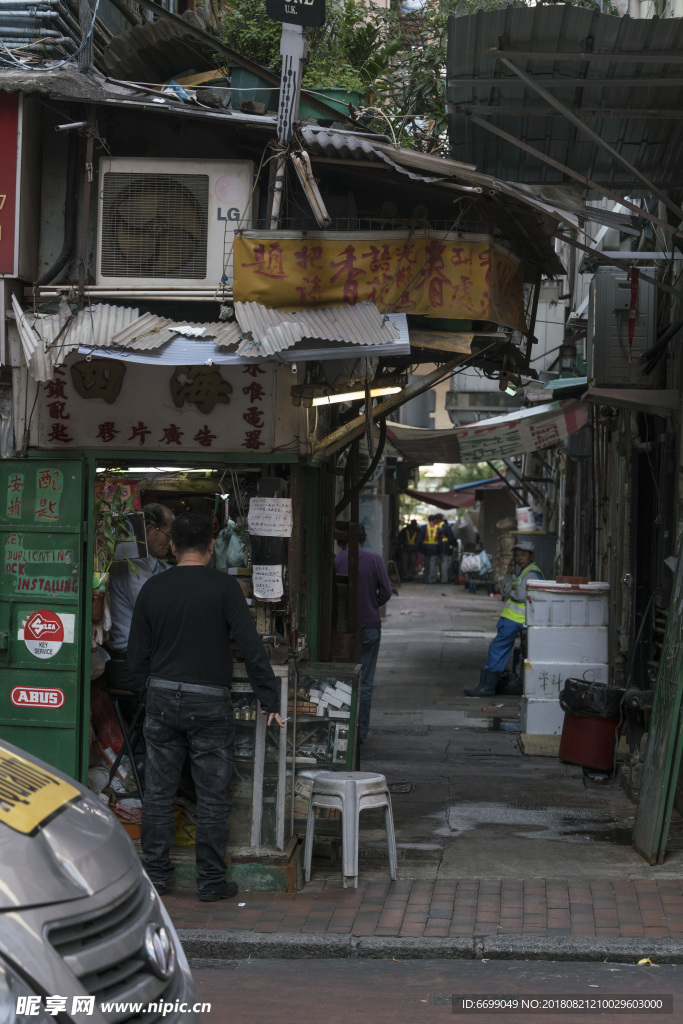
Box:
[241,242,287,279]
[7,473,23,519]
[241,366,267,450]
[97,422,119,443]
[329,245,365,305]
[46,424,73,444]
[529,421,562,450]
[38,469,62,492]
[159,424,184,445]
[128,421,151,445]
[193,426,217,448]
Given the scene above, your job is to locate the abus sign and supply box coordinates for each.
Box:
[11,687,65,708]
[23,609,64,659]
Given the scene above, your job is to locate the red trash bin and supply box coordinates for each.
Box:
[559,711,622,771]
[558,679,624,772]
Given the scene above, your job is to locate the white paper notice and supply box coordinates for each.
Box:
[252,564,284,600]
[248,497,293,537]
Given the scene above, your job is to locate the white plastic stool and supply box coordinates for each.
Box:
[303,771,397,888]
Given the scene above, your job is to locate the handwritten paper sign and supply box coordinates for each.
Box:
[252,564,284,600]
[248,497,293,537]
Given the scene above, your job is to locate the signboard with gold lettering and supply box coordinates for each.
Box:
[38,355,278,452]
[233,231,527,333]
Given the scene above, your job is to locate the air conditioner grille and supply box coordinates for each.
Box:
[100,172,209,280]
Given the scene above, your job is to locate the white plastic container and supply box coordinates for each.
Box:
[516,507,535,532]
[523,660,609,699]
[521,696,566,736]
[526,625,609,664]
[526,581,610,628]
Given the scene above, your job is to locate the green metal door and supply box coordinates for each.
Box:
[0,459,87,779]
[633,549,683,864]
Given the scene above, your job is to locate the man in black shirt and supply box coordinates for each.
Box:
[128,513,284,901]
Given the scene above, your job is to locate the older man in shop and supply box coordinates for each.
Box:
[105,503,175,691]
[128,513,285,902]
[464,538,544,697]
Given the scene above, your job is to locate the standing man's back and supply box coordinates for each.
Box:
[128,513,284,901]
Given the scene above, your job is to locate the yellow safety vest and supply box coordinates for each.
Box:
[424,523,439,547]
[500,562,544,625]
[405,529,418,547]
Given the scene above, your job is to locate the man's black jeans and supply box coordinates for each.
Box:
[141,688,235,895]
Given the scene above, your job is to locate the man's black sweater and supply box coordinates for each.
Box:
[127,565,279,712]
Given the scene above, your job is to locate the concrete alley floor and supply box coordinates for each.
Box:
[318,581,683,883]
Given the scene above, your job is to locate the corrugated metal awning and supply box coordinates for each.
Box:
[12,301,409,379]
[446,6,683,189]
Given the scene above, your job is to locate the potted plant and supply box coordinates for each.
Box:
[93,485,141,622]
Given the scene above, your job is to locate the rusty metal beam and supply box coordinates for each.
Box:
[553,232,681,300]
[454,107,683,242]
[498,58,683,221]
[491,50,683,65]
[455,105,683,120]
[312,356,463,459]
[449,77,683,89]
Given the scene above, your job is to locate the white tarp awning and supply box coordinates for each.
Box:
[387,399,590,464]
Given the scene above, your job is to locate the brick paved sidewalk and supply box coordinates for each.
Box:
[165,878,683,940]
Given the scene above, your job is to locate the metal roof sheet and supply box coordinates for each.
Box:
[446,7,683,188]
[234,301,400,357]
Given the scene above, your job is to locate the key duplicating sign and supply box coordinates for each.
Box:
[24,609,64,658]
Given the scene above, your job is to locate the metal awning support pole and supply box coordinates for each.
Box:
[313,340,503,458]
[485,462,525,506]
[498,57,683,223]
[454,107,683,243]
[501,458,545,506]
[553,232,682,301]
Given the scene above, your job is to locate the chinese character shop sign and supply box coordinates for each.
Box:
[38,357,276,451]
[233,232,527,333]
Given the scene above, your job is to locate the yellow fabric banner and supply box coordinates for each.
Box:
[233,233,526,333]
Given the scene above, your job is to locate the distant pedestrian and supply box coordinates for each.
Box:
[438,519,457,585]
[335,523,392,741]
[419,515,441,583]
[128,513,284,901]
[398,519,420,581]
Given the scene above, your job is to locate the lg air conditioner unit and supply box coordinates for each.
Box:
[96,157,255,292]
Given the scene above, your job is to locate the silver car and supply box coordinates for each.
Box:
[0,739,201,1023]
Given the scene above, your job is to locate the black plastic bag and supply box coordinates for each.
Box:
[559,678,624,719]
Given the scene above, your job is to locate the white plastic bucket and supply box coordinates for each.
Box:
[516,506,535,532]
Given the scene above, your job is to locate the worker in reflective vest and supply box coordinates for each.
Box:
[398,519,420,581]
[464,539,544,697]
[419,515,441,584]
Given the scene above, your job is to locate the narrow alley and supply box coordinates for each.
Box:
[334,582,683,883]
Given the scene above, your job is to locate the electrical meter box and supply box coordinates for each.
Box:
[587,267,656,387]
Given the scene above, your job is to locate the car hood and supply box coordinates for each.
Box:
[0,741,141,910]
